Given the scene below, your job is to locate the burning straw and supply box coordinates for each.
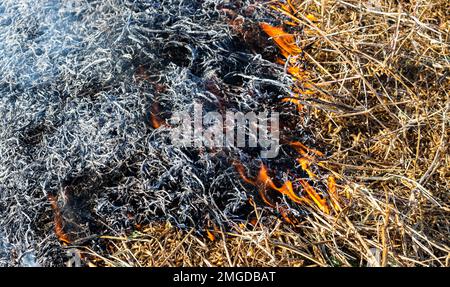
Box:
[0,0,448,267]
[94,0,449,267]
[0,0,309,266]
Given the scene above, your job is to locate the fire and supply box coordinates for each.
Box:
[297,157,315,179]
[235,1,342,222]
[278,206,298,225]
[235,162,308,207]
[48,195,71,244]
[259,22,311,112]
[260,1,319,112]
[257,165,306,205]
[299,180,329,214]
[237,15,338,218]
[260,23,302,58]
[290,141,325,180]
[206,229,215,241]
[328,176,342,211]
[290,141,324,158]
[150,102,165,129]
[235,161,333,217]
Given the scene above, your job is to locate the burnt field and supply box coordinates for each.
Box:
[0,0,448,267]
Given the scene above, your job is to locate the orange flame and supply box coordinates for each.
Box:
[261,2,319,110]
[290,141,324,158]
[257,165,306,205]
[48,195,71,244]
[290,141,325,179]
[235,162,333,216]
[297,157,316,179]
[150,102,165,129]
[328,176,342,211]
[206,229,216,241]
[278,206,297,225]
[234,163,302,226]
[299,180,329,214]
[260,23,302,58]
[233,2,341,220]
[235,162,309,206]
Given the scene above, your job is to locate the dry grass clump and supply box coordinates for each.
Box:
[84,219,313,267]
[300,0,449,266]
[89,0,449,267]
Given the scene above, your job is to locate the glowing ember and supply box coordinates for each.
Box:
[206,229,216,241]
[150,102,166,129]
